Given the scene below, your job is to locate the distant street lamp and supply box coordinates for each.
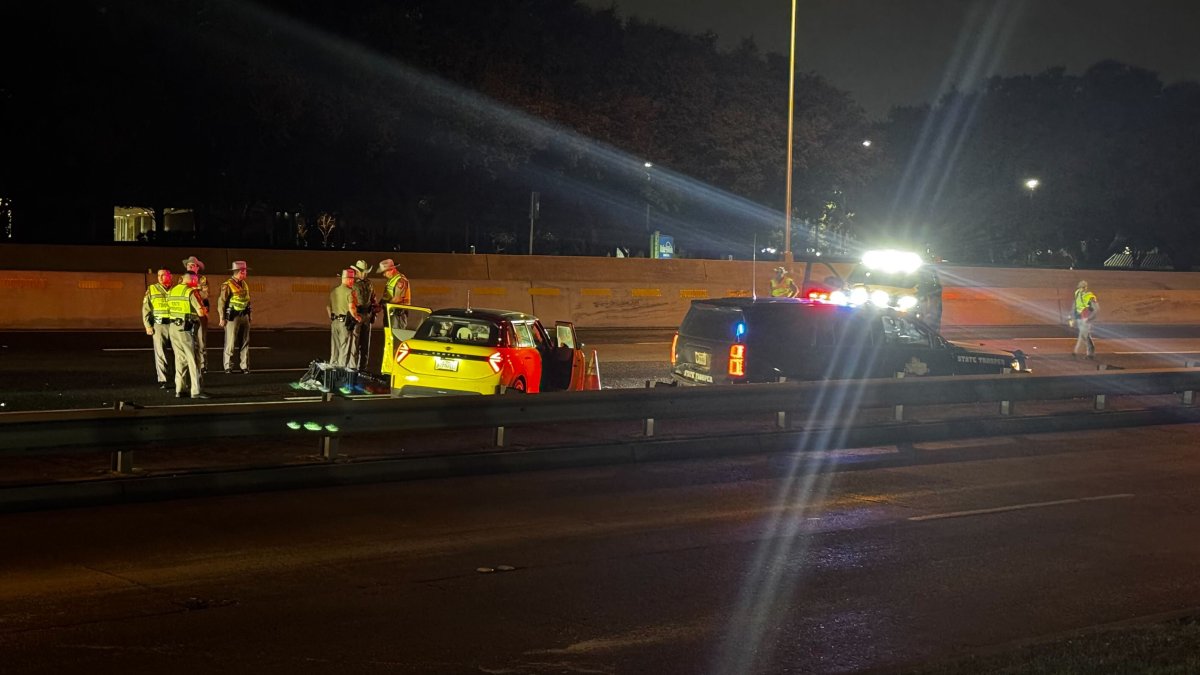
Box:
[861,139,872,148]
[1024,177,1040,192]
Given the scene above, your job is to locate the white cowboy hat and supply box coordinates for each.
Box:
[182,255,205,271]
[230,260,249,272]
[376,258,397,273]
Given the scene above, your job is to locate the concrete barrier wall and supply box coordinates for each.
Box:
[2,243,1198,330]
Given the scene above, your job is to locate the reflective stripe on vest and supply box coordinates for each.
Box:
[225,278,251,311]
[770,278,793,297]
[148,285,171,319]
[167,284,198,321]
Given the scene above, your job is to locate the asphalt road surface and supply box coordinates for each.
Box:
[2,423,1199,673]
[2,325,1200,412]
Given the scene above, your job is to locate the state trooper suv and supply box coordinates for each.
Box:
[671,297,1027,385]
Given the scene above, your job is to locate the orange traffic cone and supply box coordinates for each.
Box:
[584,349,602,390]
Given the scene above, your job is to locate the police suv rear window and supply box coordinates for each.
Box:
[415,317,500,346]
[680,305,745,340]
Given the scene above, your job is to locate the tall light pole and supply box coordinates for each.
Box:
[783,0,798,263]
[643,162,653,232]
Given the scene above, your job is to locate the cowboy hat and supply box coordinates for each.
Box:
[376,258,397,273]
[774,266,788,273]
[230,260,249,272]
[182,255,205,272]
[352,260,371,275]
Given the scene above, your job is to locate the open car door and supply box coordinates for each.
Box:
[381,303,432,376]
[543,320,586,391]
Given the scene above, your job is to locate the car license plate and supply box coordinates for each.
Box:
[434,357,459,372]
[694,351,710,367]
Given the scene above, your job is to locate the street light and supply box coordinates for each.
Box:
[861,139,872,148]
[783,0,797,263]
[643,162,653,232]
[1024,178,1040,192]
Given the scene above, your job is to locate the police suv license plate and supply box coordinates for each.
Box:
[434,357,460,372]
[694,351,710,367]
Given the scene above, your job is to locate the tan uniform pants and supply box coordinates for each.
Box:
[330,318,358,368]
[151,322,171,383]
[196,315,208,371]
[169,323,203,395]
[223,314,251,371]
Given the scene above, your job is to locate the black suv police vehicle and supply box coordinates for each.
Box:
[671,297,1027,385]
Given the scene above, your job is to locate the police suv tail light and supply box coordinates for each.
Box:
[395,341,410,364]
[728,344,746,377]
[488,351,504,374]
[670,333,678,366]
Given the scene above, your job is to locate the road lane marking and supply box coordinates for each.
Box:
[908,493,1134,522]
[1113,351,1200,355]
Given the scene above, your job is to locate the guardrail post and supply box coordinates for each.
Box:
[1094,363,1107,410]
[495,426,507,447]
[893,372,905,421]
[1183,360,1198,405]
[776,376,788,429]
[109,401,135,474]
[320,392,339,460]
[643,381,655,436]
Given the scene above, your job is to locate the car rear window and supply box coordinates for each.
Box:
[680,304,745,340]
[415,316,500,346]
[743,304,816,345]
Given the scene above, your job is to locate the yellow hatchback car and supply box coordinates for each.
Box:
[386,305,586,396]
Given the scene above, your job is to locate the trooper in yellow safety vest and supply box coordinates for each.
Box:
[1072,280,1099,359]
[142,268,174,388]
[182,255,210,373]
[166,271,209,398]
[770,266,799,298]
[217,260,252,374]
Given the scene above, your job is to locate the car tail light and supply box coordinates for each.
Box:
[728,344,746,377]
[394,341,410,364]
[670,333,678,366]
[488,351,504,374]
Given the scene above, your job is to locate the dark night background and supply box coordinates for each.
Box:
[1,0,1198,267]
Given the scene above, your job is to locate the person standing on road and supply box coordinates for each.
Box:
[351,260,377,370]
[328,268,362,368]
[142,268,174,389]
[167,271,209,399]
[1071,280,1099,359]
[218,260,252,374]
[770,266,799,298]
[182,255,210,373]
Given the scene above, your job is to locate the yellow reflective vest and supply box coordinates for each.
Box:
[223,278,251,313]
[1074,289,1097,317]
[167,284,200,322]
[146,284,171,321]
[770,276,796,297]
[386,273,411,305]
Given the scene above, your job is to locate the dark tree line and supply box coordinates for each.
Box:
[1,1,1197,266]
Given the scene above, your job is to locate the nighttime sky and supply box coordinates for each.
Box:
[583,0,1200,118]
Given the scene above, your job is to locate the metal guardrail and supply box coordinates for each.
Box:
[3,369,1199,462]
